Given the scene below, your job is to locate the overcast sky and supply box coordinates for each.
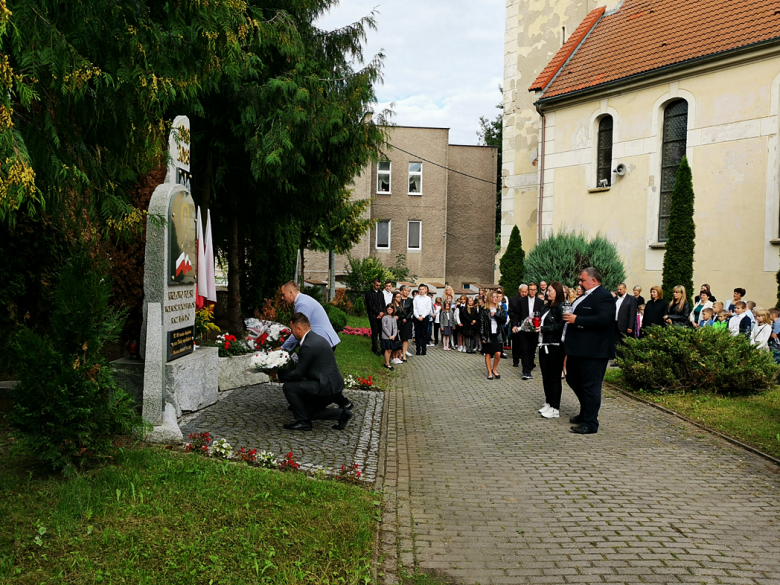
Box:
[316,1,505,145]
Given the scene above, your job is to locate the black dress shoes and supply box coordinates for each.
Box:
[333,409,353,430]
[283,420,312,431]
[343,401,354,410]
[569,415,584,424]
[570,424,597,435]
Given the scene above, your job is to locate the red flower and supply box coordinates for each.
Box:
[224,342,231,349]
[260,333,269,345]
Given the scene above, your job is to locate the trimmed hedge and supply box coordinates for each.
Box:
[324,304,347,332]
[616,325,778,395]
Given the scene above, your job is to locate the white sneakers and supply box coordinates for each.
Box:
[539,404,560,418]
[406,351,413,356]
[391,358,403,364]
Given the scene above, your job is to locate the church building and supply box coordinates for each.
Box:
[502,0,780,305]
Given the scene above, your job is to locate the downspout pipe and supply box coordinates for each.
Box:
[536,104,546,244]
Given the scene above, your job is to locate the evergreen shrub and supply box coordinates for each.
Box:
[525,230,625,290]
[498,225,525,294]
[352,297,366,317]
[324,305,348,332]
[661,157,695,298]
[617,326,778,395]
[4,253,141,473]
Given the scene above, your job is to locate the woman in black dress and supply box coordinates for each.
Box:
[664,285,691,327]
[536,282,565,419]
[479,291,507,380]
[641,285,666,335]
[398,285,414,361]
[462,297,479,353]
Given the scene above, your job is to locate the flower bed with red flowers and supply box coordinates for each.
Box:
[341,326,371,337]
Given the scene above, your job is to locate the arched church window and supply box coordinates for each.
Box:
[659,99,688,241]
[597,116,613,187]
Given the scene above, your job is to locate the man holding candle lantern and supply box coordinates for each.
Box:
[562,267,615,434]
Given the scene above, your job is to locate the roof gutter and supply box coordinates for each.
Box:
[536,105,546,244]
[535,37,780,109]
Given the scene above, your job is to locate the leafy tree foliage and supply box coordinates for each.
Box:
[525,230,625,290]
[343,254,413,295]
[498,225,525,294]
[661,157,695,301]
[189,2,388,333]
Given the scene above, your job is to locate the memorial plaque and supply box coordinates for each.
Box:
[168,190,197,285]
[167,326,194,361]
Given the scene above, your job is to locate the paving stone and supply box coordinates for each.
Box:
[179,383,381,479]
[380,344,780,585]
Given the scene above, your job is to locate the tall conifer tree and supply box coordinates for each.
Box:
[499,225,525,294]
[661,157,695,301]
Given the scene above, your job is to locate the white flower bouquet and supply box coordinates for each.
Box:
[250,349,294,374]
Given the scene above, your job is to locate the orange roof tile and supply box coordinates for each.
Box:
[531,0,780,100]
[529,6,606,91]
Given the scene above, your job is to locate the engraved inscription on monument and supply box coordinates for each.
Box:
[167,326,194,361]
[165,288,196,325]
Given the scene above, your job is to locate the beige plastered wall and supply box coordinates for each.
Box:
[500,0,620,280]
[532,55,780,307]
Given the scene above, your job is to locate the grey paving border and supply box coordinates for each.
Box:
[604,382,780,467]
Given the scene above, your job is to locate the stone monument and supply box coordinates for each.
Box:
[113,116,219,443]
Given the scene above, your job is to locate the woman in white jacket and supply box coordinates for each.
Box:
[750,309,772,350]
[689,290,713,327]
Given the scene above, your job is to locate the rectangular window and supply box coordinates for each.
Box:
[407,220,421,250]
[408,162,422,195]
[376,220,391,249]
[377,161,391,194]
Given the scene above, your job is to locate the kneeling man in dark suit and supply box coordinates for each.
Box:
[562,267,615,434]
[277,313,352,432]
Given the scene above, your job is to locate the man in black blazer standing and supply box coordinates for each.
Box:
[365,278,385,356]
[615,283,637,345]
[562,268,615,434]
[277,313,352,431]
[509,283,544,379]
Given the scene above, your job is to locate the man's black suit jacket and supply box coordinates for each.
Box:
[508,293,544,328]
[615,294,637,334]
[364,287,385,320]
[564,286,616,359]
[278,331,344,396]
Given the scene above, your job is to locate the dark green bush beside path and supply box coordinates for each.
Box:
[617,326,778,394]
[0,443,378,585]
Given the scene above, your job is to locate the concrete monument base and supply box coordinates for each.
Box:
[110,347,220,419]
[145,403,183,444]
[219,354,269,391]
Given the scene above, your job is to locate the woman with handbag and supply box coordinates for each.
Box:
[536,282,565,419]
[479,291,507,380]
[398,286,414,361]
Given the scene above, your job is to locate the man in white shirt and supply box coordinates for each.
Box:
[382,280,394,307]
[614,283,636,354]
[413,284,434,355]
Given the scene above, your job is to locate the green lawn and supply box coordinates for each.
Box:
[336,315,392,390]
[604,370,780,459]
[0,438,378,585]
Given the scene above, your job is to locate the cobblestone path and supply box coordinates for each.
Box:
[379,345,780,584]
[180,384,382,480]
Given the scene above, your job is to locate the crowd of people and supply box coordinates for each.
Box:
[364,274,780,435]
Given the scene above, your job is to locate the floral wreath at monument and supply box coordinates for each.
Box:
[245,318,295,374]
